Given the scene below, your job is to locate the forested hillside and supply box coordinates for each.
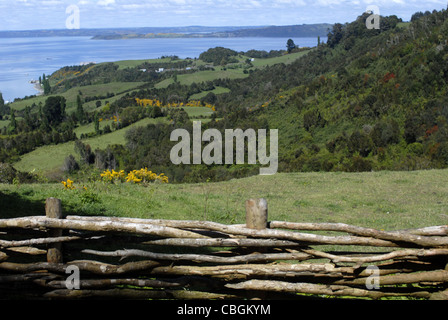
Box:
[211,10,448,174]
[3,9,448,184]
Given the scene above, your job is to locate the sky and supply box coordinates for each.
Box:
[0,0,447,31]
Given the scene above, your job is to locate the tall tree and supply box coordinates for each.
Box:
[76,95,85,123]
[43,96,66,126]
[327,23,344,48]
[94,112,100,134]
[0,92,5,116]
[286,39,296,53]
[42,73,51,95]
[8,109,17,135]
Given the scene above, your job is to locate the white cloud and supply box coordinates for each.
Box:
[1,0,447,30]
[97,0,115,6]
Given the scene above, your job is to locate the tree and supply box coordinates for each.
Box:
[348,131,373,157]
[7,109,17,135]
[76,95,85,123]
[0,92,5,116]
[199,47,238,66]
[94,112,100,134]
[62,154,80,173]
[42,73,51,95]
[287,39,296,53]
[75,140,95,165]
[327,23,344,48]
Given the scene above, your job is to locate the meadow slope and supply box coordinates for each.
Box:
[1,169,447,231]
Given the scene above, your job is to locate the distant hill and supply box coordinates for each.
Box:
[92,24,333,39]
[0,26,263,38]
[211,24,333,38]
[0,24,332,39]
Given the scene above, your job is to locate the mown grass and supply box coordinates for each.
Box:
[113,58,172,70]
[2,169,447,231]
[249,50,312,68]
[189,87,231,100]
[154,68,248,89]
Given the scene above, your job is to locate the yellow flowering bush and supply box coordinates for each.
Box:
[101,168,168,185]
[61,178,76,190]
[61,179,90,191]
[135,98,216,112]
[100,169,126,183]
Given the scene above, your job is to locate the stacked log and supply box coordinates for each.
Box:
[0,198,446,300]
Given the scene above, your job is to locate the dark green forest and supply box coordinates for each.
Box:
[2,9,448,184]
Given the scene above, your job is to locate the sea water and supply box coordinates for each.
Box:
[0,36,325,102]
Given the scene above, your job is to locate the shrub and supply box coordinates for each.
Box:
[370,120,401,148]
[62,155,80,173]
[348,131,373,157]
[346,155,373,172]
[0,163,17,183]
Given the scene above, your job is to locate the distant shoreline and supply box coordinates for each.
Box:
[0,24,332,41]
[30,80,43,96]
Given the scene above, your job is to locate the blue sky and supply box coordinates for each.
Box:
[0,0,447,31]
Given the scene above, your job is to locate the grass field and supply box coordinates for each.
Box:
[113,58,172,70]
[14,117,167,174]
[1,169,447,232]
[9,82,146,113]
[249,50,312,68]
[154,68,249,89]
[189,87,231,100]
[0,120,10,130]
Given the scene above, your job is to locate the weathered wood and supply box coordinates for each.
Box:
[82,248,311,264]
[44,288,238,300]
[270,221,448,237]
[246,198,268,230]
[142,237,303,248]
[430,289,448,300]
[0,216,209,239]
[0,260,160,275]
[270,221,448,247]
[0,236,82,248]
[1,196,448,301]
[0,273,60,284]
[148,263,354,278]
[0,251,8,262]
[225,279,432,299]
[302,248,448,264]
[6,246,46,255]
[46,278,184,289]
[46,198,63,263]
[67,215,448,238]
[1,216,404,247]
[334,270,448,286]
[69,217,401,247]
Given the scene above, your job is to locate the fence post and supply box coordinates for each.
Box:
[245,198,268,230]
[46,198,63,263]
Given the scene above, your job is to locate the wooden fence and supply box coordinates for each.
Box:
[0,197,447,300]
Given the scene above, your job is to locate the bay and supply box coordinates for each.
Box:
[0,36,325,102]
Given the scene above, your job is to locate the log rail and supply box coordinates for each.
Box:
[0,197,447,300]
